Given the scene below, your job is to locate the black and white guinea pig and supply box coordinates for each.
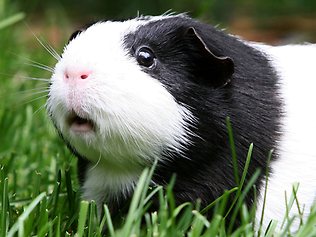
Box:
[47,14,316,231]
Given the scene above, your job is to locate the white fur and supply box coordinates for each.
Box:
[47,18,195,207]
[82,164,139,212]
[254,44,316,232]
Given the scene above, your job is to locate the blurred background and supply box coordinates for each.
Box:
[9,0,316,44]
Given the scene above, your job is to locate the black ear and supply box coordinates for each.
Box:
[184,27,234,88]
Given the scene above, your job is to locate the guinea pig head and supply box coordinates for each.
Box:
[47,16,234,172]
[47,18,195,172]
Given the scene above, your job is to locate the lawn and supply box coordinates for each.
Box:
[1,3,316,237]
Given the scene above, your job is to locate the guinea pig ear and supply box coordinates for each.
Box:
[185,27,234,88]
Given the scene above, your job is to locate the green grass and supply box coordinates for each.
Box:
[1,4,316,237]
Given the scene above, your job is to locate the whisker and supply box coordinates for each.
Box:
[19,76,50,82]
[22,94,49,105]
[8,52,55,73]
[0,81,49,99]
[0,72,51,82]
[33,103,47,116]
[7,90,48,103]
[24,62,54,73]
[28,28,61,61]
[18,89,49,96]
[17,87,49,93]
[8,93,49,110]
[30,82,50,87]
[46,43,61,61]
[89,153,102,171]
[38,37,61,61]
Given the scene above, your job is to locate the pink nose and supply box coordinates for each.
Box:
[64,70,91,81]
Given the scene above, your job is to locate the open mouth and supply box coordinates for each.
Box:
[67,112,95,133]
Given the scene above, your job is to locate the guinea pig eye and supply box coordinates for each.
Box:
[136,47,156,68]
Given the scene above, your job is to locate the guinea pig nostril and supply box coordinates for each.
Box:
[80,74,89,79]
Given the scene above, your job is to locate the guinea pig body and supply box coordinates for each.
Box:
[47,14,316,231]
[252,43,316,230]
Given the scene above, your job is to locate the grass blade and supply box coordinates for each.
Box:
[103,204,115,237]
[1,176,9,237]
[226,116,240,185]
[257,149,273,236]
[7,192,46,237]
[77,201,89,237]
[0,13,25,30]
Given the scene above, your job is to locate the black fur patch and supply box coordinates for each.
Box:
[123,15,282,217]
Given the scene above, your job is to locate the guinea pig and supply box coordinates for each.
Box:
[46,14,316,232]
